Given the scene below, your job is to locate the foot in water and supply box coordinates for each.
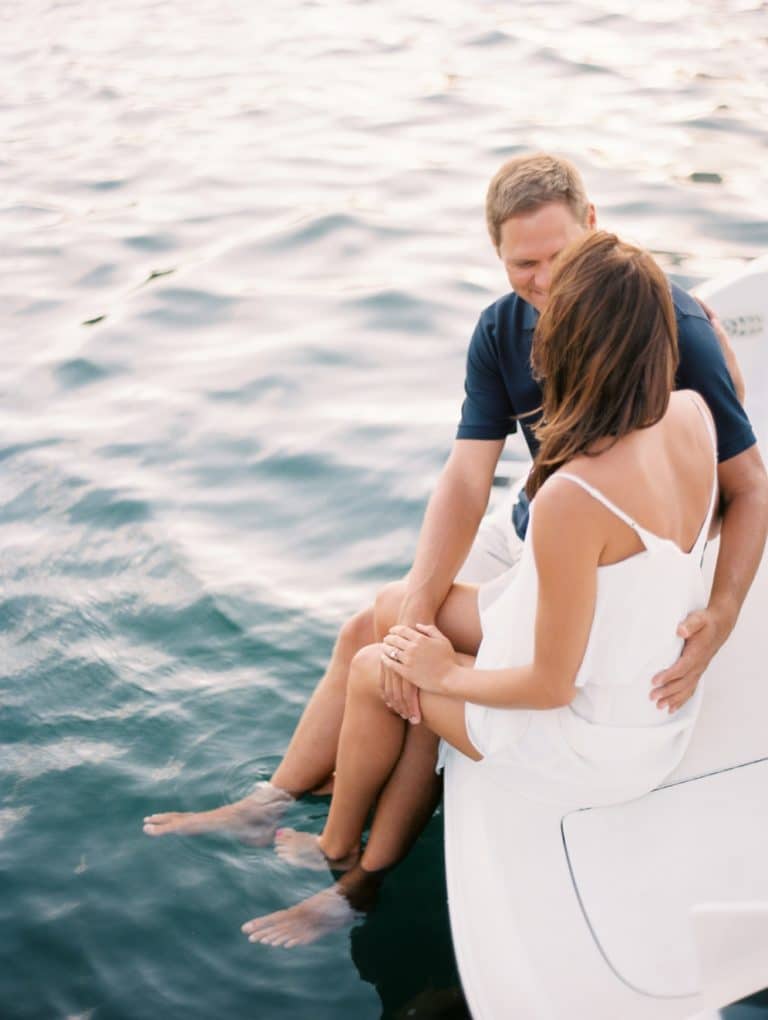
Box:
[142,782,293,846]
[242,867,380,948]
[274,827,359,871]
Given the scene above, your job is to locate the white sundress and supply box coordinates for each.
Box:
[456,407,718,807]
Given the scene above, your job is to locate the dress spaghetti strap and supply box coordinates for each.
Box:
[556,472,642,534]
[556,393,719,559]
[688,391,718,468]
[687,392,719,561]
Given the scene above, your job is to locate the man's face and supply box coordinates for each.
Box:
[497,201,596,311]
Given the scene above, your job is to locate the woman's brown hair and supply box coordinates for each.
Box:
[526,231,678,499]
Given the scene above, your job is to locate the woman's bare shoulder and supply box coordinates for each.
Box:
[532,473,608,559]
[666,389,716,455]
[668,387,713,423]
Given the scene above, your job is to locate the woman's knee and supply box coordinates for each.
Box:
[348,644,384,698]
[373,578,408,638]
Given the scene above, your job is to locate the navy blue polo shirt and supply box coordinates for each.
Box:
[458,283,757,537]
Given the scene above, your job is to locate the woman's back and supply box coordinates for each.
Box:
[469,390,718,806]
[554,387,717,709]
[558,390,717,569]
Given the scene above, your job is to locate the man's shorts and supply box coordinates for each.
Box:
[455,477,526,586]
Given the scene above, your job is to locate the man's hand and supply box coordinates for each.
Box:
[377,437,503,723]
[650,607,726,712]
[381,655,422,724]
[697,297,746,404]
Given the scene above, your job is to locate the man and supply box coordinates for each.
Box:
[145,155,768,936]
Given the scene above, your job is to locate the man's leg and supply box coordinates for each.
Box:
[242,641,480,947]
[271,607,375,794]
[142,605,376,842]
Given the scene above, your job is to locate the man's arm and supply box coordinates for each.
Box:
[401,438,505,619]
[697,297,746,404]
[382,437,504,722]
[652,444,768,711]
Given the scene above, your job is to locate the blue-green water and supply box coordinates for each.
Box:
[3,1,768,1016]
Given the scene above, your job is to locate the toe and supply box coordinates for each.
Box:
[242,912,282,936]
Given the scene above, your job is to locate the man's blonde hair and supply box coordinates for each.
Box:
[486,153,590,249]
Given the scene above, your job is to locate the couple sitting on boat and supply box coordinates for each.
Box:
[144,154,768,947]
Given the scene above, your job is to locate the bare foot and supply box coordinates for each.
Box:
[242,886,356,947]
[142,782,293,846]
[274,828,359,871]
[242,867,381,948]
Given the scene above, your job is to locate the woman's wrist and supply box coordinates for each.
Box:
[441,662,470,699]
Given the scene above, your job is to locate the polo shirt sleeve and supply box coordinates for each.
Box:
[676,311,756,462]
[456,313,517,440]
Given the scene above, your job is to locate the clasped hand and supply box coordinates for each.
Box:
[381,623,457,700]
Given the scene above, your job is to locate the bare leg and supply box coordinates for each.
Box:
[143,605,376,841]
[271,606,376,794]
[274,719,443,872]
[356,723,442,872]
[358,577,482,871]
[271,643,415,869]
[244,586,482,946]
[373,577,482,654]
[245,692,476,946]
[272,580,481,868]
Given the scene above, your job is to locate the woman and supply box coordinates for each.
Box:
[243,231,718,946]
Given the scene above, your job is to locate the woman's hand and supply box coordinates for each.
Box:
[381,623,458,695]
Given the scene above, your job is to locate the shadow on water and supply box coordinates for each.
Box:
[350,809,471,1020]
[725,989,768,1019]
